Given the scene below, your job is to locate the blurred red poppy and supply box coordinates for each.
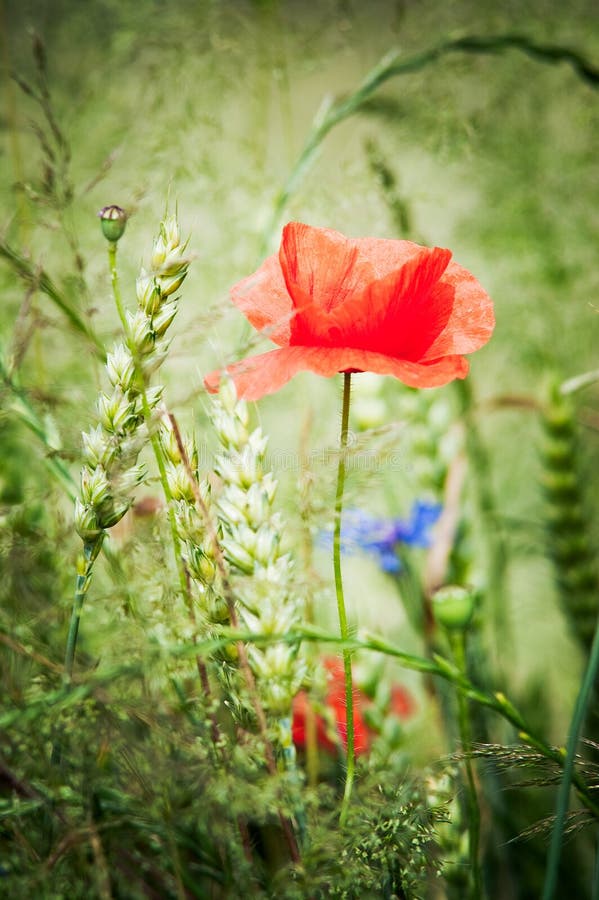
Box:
[205,222,494,400]
[292,657,371,756]
[292,657,414,757]
[390,684,416,720]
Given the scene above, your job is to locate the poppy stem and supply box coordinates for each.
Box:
[107,241,128,334]
[335,372,355,827]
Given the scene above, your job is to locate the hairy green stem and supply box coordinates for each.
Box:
[452,631,482,899]
[107,242,128,334]
[335,372,354,827]
[543,613,599,900]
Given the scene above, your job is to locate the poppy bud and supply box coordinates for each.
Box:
[432,585,476,630]
[98,205,127,243]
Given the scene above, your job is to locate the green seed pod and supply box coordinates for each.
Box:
[98,205,127,242]
[432,585,476,631]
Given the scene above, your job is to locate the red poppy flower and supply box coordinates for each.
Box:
[292,658,416,757]
[292,657,371,756]
[291,691,341,756]
[205,222,494,400]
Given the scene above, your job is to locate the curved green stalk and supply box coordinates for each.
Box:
[543,614,599,900]
[335,373,354,827]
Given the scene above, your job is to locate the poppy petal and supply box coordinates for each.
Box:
[421,260,495,359]
[230,253,294,346]
[205,346,469,401]
[326,246,453,358]
[209,224,493,399]
[351,236,432,279]
[280,222,375,317]
[205,348,313,400]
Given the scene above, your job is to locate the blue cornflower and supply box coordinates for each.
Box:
[321,500,442,574]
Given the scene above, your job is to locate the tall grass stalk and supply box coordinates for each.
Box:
[543,614,599,899]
